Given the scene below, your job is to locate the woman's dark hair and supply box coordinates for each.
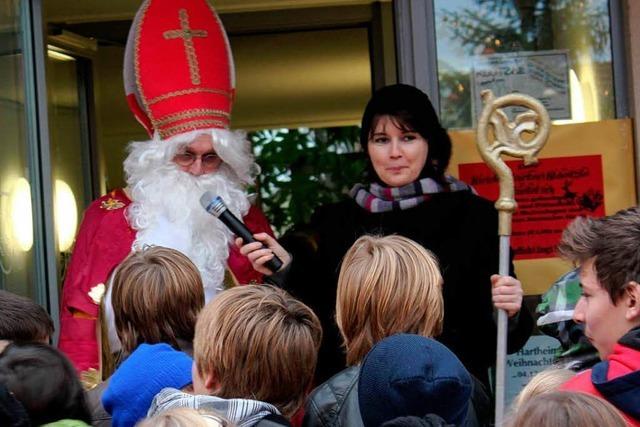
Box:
[0,342,92,425]
[360,84,452,183]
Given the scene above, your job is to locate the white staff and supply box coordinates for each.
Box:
[476,90,551,426]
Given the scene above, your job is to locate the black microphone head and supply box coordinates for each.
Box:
[200,192,227,218]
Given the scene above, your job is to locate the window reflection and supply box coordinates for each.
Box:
[0,0,37,297]
[46,46,89,286]
[435,0,614,128]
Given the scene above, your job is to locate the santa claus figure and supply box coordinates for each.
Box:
[58,0,276,377]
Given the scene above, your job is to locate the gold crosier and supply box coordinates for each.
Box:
[163,8,208,85]
[475,89,550,426]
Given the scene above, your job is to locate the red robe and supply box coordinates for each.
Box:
[59,188,273,373]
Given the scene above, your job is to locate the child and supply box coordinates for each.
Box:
[0,342,91,426]
[137,407,230,427]
[110,246,205,358]
[303,235,450,427]
[357,334,473,427]
[90,246,205,426]
[0,290,54,349]
[147,284,322,426]
[557,207,640,425]
[510,367,575,411]
[508,391,627,427]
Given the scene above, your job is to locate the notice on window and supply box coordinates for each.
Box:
[459,155,605,260]
[505,335,562,407]
[472,50,570,121]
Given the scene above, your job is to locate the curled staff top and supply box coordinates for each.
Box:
[476,90,551,235]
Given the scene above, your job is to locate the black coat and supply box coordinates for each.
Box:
[284,191,533,388]
[303,366,362,427]
[302,365,486,427]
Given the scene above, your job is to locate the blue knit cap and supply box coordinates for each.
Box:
[358,334,472,427]
[102,343,193,427]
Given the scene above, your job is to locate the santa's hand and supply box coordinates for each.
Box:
[491,274,523,318]
[236,233,291,276]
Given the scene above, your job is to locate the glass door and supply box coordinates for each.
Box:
[0,1,40,300]
[46,48,95,285]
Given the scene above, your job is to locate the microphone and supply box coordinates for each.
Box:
[200,192,283,273]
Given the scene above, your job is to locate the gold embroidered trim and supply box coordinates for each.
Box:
[163,9,208,85]
[147,87,231,106]
[134,0,153,122]
[154,108,230,127]
[160,119,228,138]
[100,198,125,211]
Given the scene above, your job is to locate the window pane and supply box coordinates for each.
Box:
[46,52,88,281]
[435,0,614,129]
[0,1,38,298]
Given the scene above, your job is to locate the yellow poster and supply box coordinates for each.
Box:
[448,118,636,295]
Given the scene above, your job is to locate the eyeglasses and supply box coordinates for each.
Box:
[173,151,220,168]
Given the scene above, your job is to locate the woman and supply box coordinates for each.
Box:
[240,84,532,389]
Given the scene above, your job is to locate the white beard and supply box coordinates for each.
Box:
[126,163,250,301]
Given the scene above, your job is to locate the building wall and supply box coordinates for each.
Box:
[626,0,640,197]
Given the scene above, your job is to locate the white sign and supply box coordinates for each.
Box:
[505,335,562,407]
[472,50,570,121]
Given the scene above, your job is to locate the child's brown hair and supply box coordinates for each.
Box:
[0,290,54,343]
[111,246,204,355]
[193,285,322,417]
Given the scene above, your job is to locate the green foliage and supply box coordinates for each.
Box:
[441,0,609,55]
[250,126,366,234]
[438,70,473,129]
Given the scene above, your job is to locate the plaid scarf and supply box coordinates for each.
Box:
[148,388,280,427]
[350,175,475,213]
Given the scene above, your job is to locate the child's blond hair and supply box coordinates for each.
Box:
[336,234,444,365]
[136,407,231,427]
[511,367,576,411]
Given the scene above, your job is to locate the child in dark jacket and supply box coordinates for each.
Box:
[357,334,474,427]
[0,342,91,426]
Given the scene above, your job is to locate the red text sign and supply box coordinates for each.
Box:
[459,155,605,260]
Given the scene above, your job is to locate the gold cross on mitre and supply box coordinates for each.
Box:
[163,8,208,85]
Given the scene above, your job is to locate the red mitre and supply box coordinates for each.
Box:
[124,0,235,139]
